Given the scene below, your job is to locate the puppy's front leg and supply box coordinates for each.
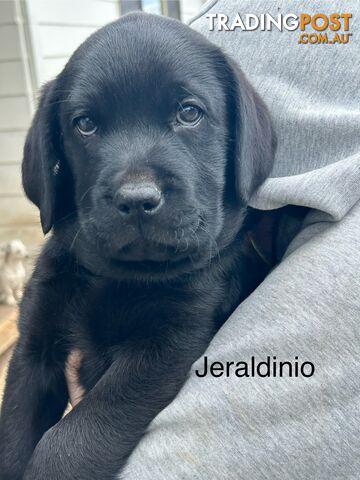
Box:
[0,343,68,480]
[0,243,77,480]
[23,325,211,480]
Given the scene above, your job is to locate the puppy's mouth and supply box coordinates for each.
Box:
[102,215,206,266]
[78,212,213,277]
[111,238,193,263]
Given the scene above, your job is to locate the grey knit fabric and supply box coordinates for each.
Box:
[121,1,360,478]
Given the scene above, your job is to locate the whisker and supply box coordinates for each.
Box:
[46,98,73,107]
[70,224,84,251]
[181,86,196,98]
[197,222,221,266]
[79,185,97,205]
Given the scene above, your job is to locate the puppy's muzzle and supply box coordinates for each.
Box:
[114,181,163,218]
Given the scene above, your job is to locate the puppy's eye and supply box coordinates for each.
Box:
[74,116,97,136]
[176,104,203,126]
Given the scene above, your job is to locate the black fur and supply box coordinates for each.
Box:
[0,13,278,479]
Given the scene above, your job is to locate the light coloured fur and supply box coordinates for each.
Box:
[0,240,28,306]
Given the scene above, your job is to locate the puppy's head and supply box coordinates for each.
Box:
[22,13,275,280]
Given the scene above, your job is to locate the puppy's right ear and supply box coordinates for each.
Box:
[224,56,277,204]
[22,81,62,234]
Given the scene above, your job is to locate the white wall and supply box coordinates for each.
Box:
[0,0,121,250]
[0,0,40,250]
[25,0,121,85]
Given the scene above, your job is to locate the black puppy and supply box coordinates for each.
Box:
[0,12,277,480]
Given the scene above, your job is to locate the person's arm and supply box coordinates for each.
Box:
[121,204,360,479]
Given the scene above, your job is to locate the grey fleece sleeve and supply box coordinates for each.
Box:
[121,202,360,480]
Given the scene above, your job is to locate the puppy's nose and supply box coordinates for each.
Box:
[114,182,163,216]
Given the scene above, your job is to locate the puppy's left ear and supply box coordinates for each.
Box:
[225,57,277,203]
[22,80,63,234]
